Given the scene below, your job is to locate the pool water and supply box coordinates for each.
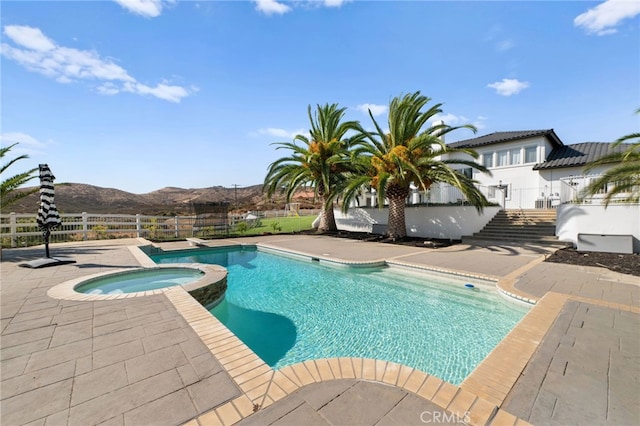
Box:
[75,268,204,295]
[152,246,527,385]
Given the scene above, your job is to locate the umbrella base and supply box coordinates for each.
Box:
[19,257,76,269]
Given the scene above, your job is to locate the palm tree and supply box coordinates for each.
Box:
[1,143,38,209]
[343,91,491,239]
[263,103,361,232]
[582,109,640,206]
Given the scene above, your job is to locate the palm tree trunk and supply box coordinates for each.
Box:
[317,198,337,232]
[386,195,407,239]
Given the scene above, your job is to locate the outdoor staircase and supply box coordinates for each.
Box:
[462,209,565,246]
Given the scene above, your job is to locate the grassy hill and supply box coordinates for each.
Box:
[5,183,321,215]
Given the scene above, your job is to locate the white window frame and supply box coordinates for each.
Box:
[482,153,493,168]
[524,145,537,164]
[510,148,521,165]
[497,150,509,167]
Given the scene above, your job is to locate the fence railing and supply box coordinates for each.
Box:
[407,175,634,209]
[1,209,320,248]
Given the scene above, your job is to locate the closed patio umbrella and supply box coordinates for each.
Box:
[20,164,75,268]
[36,164,61,258]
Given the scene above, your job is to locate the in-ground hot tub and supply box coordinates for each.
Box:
[75,267,204,295]
[47,263,228,307]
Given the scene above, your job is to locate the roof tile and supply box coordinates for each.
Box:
[447,130,562,149]
[533,142,627,170]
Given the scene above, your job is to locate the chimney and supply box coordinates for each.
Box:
[434,119,445,143]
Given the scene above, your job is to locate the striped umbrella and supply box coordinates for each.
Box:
[36,164,61,258]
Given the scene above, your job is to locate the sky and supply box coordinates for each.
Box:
[1,0,639,194]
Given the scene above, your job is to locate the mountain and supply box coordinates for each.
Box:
[4,183,320,215]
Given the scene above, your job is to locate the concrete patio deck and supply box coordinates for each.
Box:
[1,236,638,425]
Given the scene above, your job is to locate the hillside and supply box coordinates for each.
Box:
[4,183,320,215]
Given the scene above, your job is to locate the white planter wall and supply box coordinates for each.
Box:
[556,204,640,253]
[334,206,501,240]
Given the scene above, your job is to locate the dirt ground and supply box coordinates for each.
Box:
[310,230,640,278]
[544,247,640,277]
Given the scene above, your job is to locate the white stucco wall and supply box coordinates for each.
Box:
[442,136,557,208]
[556,203,640,253]
[334,206,501,240]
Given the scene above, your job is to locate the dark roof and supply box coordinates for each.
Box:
[533,142,627,170]
[447,129,564,150]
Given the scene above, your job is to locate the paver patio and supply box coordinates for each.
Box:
[1,236,638,425]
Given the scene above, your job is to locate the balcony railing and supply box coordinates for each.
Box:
[355,174,634,210]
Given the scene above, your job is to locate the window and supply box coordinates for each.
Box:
[497,150,509,167]
[461,167,472,178]
[525,146,537,163]
[483,153,493,168]
[510,148,521,165]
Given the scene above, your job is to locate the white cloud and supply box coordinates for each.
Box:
[323,0,348,7]
[254,0,292,16]
[122,81,193,103]
[113,0,168,18]
[431,113,465,126]
[258,127,308,139]
[0,132,51,156]
[484,25,515,53]
[355,103,388,117]
[474,116,488,130]
[254,0,350,15]
[96,82,120,96]
[430,113,487,130]
[1,25,193,103]
[496,39,515,52]
[487,78,530,96]
[3,25,55,52]
[574,0,640,35]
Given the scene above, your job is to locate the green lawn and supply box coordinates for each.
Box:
[233,215,316,236]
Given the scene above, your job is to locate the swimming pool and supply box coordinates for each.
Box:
[152,246,527,385]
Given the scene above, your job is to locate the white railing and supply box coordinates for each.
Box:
[559,175,637,206]
[0,212,193,248]
[411,183,545,209]
[417,175,633,209]
[0,209,321,248]
[354,174,632,210]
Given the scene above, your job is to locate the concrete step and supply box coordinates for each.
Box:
[489,217,555,222]
[471,235,557,241]
[498,214,557,221]
[480,228,556,234]
[494,217,556,223]
[467,209,559,243]
[482,224,556,229]
[473,233,557,240]
[473,229,556,237]
[461,235,570,247]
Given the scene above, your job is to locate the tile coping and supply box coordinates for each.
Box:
[256,243,388,268]
[174,288,637,426]
[165,285,533,426]
[46,263,227,302]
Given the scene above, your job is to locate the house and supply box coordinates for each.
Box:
[356,129,626,209]
[438,129,628,209]
[341,129,637,252]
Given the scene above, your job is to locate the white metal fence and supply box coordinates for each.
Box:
[1,209,321,248]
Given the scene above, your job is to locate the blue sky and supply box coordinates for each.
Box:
[2,0,639,194]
